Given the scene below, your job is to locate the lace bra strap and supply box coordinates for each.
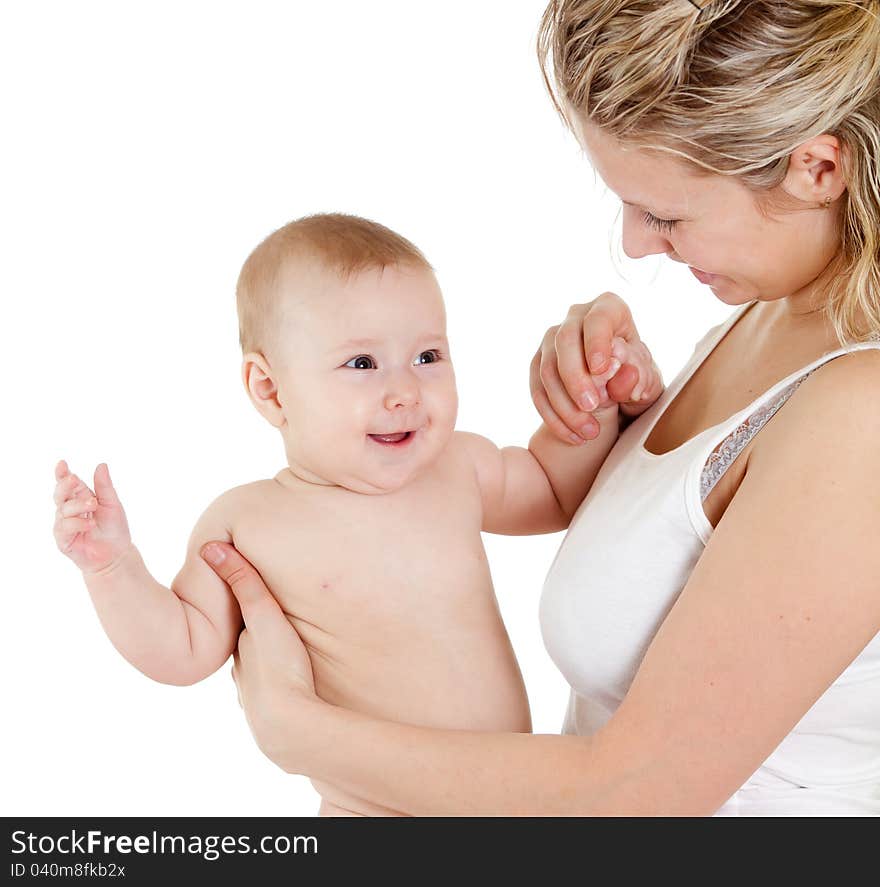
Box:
[699,373,814,503]
[699,333,880,504]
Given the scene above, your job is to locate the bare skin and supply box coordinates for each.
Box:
[54,264,659,816]
[200,127,880,815]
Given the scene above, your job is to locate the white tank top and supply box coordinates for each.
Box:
[539,302,880,816]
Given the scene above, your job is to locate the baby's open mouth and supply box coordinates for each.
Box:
[368,431,414,446]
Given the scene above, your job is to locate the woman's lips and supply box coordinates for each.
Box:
[689,266,717,285]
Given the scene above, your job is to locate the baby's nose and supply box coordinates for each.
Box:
[383,371,420,410]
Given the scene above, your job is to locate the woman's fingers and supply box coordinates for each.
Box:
[581,293,638,375]
[231,657,243,708]
[530,339,600,442]
[532,292,662,443]
[553,295,636,409]
[202,541,316,708]
[554,313,602,411]
[200,542,292,647]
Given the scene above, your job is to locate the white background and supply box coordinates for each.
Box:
[3,0,731,815]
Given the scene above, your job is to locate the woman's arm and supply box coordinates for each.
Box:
[206,350,880,815]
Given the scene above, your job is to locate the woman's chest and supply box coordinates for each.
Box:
[644,318,833,527]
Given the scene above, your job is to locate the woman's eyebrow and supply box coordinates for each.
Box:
[622,199,681,217]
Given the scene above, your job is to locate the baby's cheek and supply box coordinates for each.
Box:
[435,402,459,438]
[430,378,459,428]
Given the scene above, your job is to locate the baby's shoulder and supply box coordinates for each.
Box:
[433,431,505,502]
[201,477,288,528]
[447,430,499,473]
[441,430,490,479]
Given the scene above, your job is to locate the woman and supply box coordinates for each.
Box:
[201,0,880,814]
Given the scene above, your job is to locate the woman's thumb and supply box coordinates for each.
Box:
[200,542,289,640]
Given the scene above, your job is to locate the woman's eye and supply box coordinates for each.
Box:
[414,350,441,365]
[643,211,678,234]
[344,355,376,370]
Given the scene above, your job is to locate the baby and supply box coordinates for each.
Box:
[53,213,650,816]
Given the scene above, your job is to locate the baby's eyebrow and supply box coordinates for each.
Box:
[332,337,382,352]
[330,333,448,354]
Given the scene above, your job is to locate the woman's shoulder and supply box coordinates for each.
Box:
[748,344,880,478]
[782,344,880,418]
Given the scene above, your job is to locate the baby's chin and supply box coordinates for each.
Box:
[315,466,428,496]
[337,456,437,495]
[285,457,428,496]
[288,424,456,494]
[338,475,416,495]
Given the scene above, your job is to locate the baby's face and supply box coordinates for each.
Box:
[273,263,458,494]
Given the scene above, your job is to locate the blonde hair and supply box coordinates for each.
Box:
[538,0,880,343]
[236,213,433,354]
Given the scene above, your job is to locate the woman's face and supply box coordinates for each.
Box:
[573,118,844,315]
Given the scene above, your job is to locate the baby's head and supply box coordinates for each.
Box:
[236,213,458,495]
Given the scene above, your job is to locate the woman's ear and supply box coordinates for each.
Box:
[242,352,286,428]
[783,133,848,205]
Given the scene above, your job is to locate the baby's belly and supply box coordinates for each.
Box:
[298,600,531,734]
[282,570,530,817]
[303,610,529,817]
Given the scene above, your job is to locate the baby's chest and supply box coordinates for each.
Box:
[236,478,490,631]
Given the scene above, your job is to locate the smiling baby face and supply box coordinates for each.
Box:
[268,261,458,494]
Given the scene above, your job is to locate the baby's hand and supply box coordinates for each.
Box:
[53,461,133,574]
[594,336,659,409]
[530,293,664,442]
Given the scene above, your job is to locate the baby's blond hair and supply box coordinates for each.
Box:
[236,213,433,355]
[538,0,880,343]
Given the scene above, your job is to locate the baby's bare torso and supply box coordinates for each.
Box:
[224,435,530,815]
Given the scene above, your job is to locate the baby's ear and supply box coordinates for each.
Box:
[242,352,285,428]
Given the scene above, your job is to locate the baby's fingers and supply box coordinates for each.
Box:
[54,461,95,505]
[59,496,98,518]
[53,510,96,556]
[628,341,663,402]
[56,515,96,539]
[93,463,121,507]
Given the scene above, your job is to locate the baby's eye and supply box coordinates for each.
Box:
[344,355,376,370]
[414,350,441,365]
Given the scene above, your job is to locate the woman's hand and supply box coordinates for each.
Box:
[200,541,320,773]
[531,293,664,441]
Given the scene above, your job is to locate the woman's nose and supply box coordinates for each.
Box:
[621,209,671,260]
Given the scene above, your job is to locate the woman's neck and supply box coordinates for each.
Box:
[778,253,844,317]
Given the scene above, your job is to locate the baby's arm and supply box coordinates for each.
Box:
[460,339,648,535]
[457,404,620,535]
[53,461,242,686]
